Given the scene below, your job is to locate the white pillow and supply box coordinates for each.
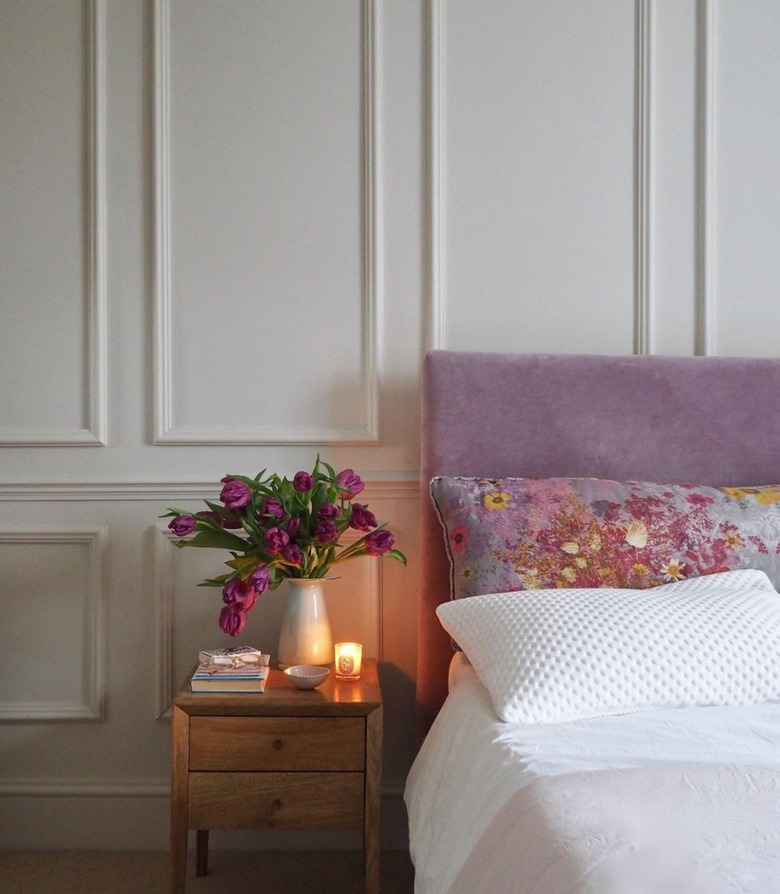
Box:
[435,570,780,724]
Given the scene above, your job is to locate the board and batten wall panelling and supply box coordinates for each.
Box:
[0,0,106,446]
[154,0,380,445]
[429,0,637,355]
[704,0,780,357]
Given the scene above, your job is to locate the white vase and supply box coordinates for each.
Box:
[277,578,333,669]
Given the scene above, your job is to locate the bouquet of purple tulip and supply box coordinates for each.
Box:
[162,457,406,636]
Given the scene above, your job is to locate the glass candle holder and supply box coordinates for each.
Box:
[334,642,363,680]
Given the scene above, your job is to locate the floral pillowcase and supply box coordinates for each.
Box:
[430,476,780,599]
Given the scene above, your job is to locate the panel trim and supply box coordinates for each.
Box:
[0,0,107,447]
[0,478,418,502]
[426,1,654,355]
[426,0,445,352]
[0,777,407,800]
[0,779,170,798]
[634,0,653,355]
[0,528,107,722]
[152,0,381,445]
[695,0,716,356]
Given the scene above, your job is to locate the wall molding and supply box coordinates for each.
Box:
[425,0,445,353]
[0,477,418,502]
[0,528,107,722]
[427,1,655,356]
[634,0,653,355]
[0,779,170,799]
[152,0,381,445]
[695,0,716,356]
[1,0,107,447]
[0,777,406,801]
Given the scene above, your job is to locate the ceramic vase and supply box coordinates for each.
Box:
[277,578,333,669]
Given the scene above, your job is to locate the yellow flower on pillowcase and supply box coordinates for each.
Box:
[724,531,743,549]
[523,568,542,588]
[664,559,686,581]
[484,490,512,510]
[632,563,649,578]
[588,531,602,551]
[561,541,579,554]
[755,487,780,505]
[625,519,648,548]
[720,485,780,505]
[560,567,577,583]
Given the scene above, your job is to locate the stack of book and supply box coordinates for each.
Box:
[190,646,271,693]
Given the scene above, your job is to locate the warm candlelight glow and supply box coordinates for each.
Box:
[334,642,363,680]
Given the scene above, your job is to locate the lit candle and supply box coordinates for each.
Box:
[334,642,363,680]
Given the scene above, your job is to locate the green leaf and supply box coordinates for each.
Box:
[176,528,249,551]
[385,549,407,565]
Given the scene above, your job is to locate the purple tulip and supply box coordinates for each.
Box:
[349,503,377,532]
[317,501,339,520]
[286,517,301,537]
[248,563,271,594]
[222,579,257,611]
[261,497,284,519]
[264,526,290,555]
[281,543,304,566]
[365,528,394,556]
[219,477,252,510]
[315,520,339,544]
[336,469,364,498]
[293,471,314,492]
[219,604,247,637]
[168,514,196,537]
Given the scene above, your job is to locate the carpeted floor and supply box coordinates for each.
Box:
[0,849,415,893]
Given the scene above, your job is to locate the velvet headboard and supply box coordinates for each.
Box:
[417,350,780,732]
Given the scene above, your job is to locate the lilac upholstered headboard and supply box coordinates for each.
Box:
[417,350,780,731]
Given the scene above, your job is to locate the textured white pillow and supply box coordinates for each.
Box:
[435,570,780,724]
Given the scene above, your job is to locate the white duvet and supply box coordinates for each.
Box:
[405,659,780,893]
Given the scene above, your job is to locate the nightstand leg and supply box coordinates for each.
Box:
[196,829,209,876]
[171,706,189,894]
[365,704,383,893]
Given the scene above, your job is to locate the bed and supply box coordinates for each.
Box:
[405,351,780,894]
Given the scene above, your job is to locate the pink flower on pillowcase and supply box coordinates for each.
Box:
[450,524,469,553]
[686,492,716,507]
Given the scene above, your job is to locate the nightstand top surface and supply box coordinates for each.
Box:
[173,657,381,716]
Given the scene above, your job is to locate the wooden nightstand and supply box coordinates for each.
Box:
[170,658,382,894]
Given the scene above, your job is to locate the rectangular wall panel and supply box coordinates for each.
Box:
[154,0,379,444]
[432,0,636,354]
[0,529,106,720]
[708,0,780,356]
[0,0,106,445]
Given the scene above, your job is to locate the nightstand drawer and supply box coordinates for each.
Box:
[188,771,364,829]
[189,716,365,771]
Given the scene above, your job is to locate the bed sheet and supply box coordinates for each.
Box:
[404,661,780,893]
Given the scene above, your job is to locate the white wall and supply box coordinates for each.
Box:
[1,0,778,850]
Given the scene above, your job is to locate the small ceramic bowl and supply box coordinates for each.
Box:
[283,664,330,690]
